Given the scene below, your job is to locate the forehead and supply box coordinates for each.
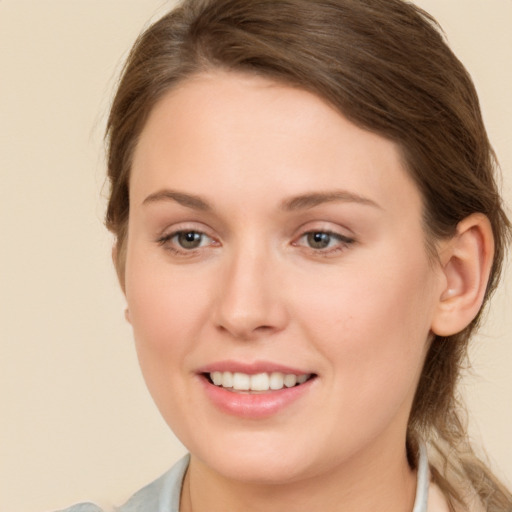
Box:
[130,71,421,216]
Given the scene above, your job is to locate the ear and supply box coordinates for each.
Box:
[431,213,494,337]
[112,243,127,294]
[112,244,131,323]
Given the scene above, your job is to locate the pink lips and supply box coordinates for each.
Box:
[196,360,315,419]
[197,360,311,375]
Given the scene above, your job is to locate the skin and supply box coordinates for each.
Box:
[123,71,466,511]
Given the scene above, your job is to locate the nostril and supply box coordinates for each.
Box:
[255,325,273,332]
[215,320,277,341]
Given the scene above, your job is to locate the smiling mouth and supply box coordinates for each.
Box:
[204,371,316,393]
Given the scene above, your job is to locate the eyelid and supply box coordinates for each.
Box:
[156,222,220,255]
[156,220,215,240]
[292,220,355,241]
[291,224,356,255]
[295,230,354,245]
[166,230,213,246]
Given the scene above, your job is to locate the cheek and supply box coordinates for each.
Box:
[123,256,212,419]
[123,248,211,390]
[126,245,206,337]
[301,252,435,339]
[296,250,438,405]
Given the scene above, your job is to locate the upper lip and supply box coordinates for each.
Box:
[196,360,313,375]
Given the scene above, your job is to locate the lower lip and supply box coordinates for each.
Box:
[199,376,315,419]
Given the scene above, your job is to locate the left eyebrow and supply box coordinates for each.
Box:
[281,190,381,211]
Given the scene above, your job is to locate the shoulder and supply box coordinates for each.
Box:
[55,455,190,512]
[118,454,189,512]
[55,504,104,512]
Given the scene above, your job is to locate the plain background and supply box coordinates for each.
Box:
[1,1,511,511]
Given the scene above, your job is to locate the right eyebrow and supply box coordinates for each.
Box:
[142,189,213,211]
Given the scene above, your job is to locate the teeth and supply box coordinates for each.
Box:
[222,371,233,388]
[209,371,311,391]
[250,372,270,391]
[232,372,250,390]
[269,372,285,390]
[297,374,308,384]
[284,374,297,387]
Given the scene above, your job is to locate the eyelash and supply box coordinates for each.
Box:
[157,230,217,255]
[293,230,355,255]
[156,229,355,257]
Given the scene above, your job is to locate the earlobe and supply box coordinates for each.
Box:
[431,213,494,337]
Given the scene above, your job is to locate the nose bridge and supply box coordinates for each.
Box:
[214,235,286,338]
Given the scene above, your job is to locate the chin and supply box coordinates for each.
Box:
[211,454,311,484]
[189,432,321,485]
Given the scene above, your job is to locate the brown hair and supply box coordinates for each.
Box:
[105,0,511,509]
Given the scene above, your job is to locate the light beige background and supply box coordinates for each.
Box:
[0,1,510,511]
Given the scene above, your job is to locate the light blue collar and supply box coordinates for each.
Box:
[120,444,430,512]
[412,441,430,512]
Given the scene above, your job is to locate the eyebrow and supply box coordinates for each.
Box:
[142,190,212,211]
[142,188,380,211]
[282,190,381,211]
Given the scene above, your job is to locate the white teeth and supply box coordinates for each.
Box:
[284,374,297,388]
[222,371,233,388]
[232,372,250,390]
[250,372,270,391]
[209,371,311,391]
[297,374,308,384]
[269,372,285,390]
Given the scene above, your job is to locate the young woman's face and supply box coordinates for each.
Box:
[125,72,445,483]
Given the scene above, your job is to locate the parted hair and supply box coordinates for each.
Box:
[105,1,511,509]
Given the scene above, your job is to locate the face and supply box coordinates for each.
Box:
[125,71,445,484]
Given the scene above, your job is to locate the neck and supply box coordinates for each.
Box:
[180,440,417,512]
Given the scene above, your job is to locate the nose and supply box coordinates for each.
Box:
[213,244,289,340]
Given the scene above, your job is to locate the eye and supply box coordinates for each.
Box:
[175,231,206,249]
[157,229,216,253]
[306,232,335,249]
[295,230,354,252]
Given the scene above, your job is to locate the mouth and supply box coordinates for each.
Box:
[198,364,317,418]
[203,371,316,393]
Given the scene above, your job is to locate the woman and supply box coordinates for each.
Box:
[63,0,511,510]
